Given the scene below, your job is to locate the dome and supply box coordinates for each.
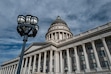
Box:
[51,16,67,26]
[46,16,73,43]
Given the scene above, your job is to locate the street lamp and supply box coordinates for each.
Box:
[16,15,39,74]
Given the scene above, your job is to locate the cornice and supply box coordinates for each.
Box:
[57,22,111,47]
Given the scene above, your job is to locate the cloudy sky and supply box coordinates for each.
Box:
[0,0,111,65]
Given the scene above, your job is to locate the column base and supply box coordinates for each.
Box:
[76,70,81,73]
[85,69,90,72]
[109,66,111,70]
[95,67,102,71]
[49,72,53,74]
[67,72,71,74]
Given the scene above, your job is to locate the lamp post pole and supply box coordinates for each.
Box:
[16,15,39,74]
[16,35,28,74]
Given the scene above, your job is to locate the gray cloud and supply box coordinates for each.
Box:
[0,0,111,65]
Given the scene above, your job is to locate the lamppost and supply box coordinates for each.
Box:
[16,15,39,74]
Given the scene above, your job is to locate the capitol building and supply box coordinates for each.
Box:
[1,16,111,74]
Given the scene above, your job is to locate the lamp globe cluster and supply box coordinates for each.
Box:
[17,15,39,37]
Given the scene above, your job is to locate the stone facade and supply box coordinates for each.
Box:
[0,16,111,74]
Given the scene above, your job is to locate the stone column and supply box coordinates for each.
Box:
[20,59,25,74]
[66,49,71,73]
[102,38,111,69]
[91,41,102,71]
[6,67,8,74]
[10,66,12,74]
[50,50,53,72]
[62,32,64,39]
[1,68,2,74]
[74,47,80,73]
[5,67,7,74]
[51,33,53,40]
[32,55,36,73]
[7,66,9,74]
[60,51,63,73]
[1,68,3,74]
[13,65,16,74]
[66,33,68,39]
[54,32,56,40]
[43,52,47,72]
[4,67,6,74]
[15,64,18,74]
[11,66,14,74]
[54,51,59,74]
[82,44,90,72]
[23,58,28,74]
[28,56,32,74]
[2,68,4,74]
[48,35,50,40]
[53,33,55,40]
[10,66,13,74]
[49,34,50,40]
[7,67,9,74]
[38,53,41,72]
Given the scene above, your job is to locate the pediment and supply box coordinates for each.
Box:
[25,42,49,53]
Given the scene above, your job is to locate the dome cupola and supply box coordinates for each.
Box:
[45,16,73,43]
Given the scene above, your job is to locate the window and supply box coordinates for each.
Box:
[99,50,106,57]
[79,48,83,52]
[102,61,109,67]
[80,55,85,61]
[90,53,95,59]
[81,64,86,70]
[64,58,67,67]
[107,40,111,44]
[91,63,97,69]
[71,57,75,71]
[87,46,92,50]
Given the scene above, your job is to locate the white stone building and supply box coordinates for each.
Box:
[0,16,111,74]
